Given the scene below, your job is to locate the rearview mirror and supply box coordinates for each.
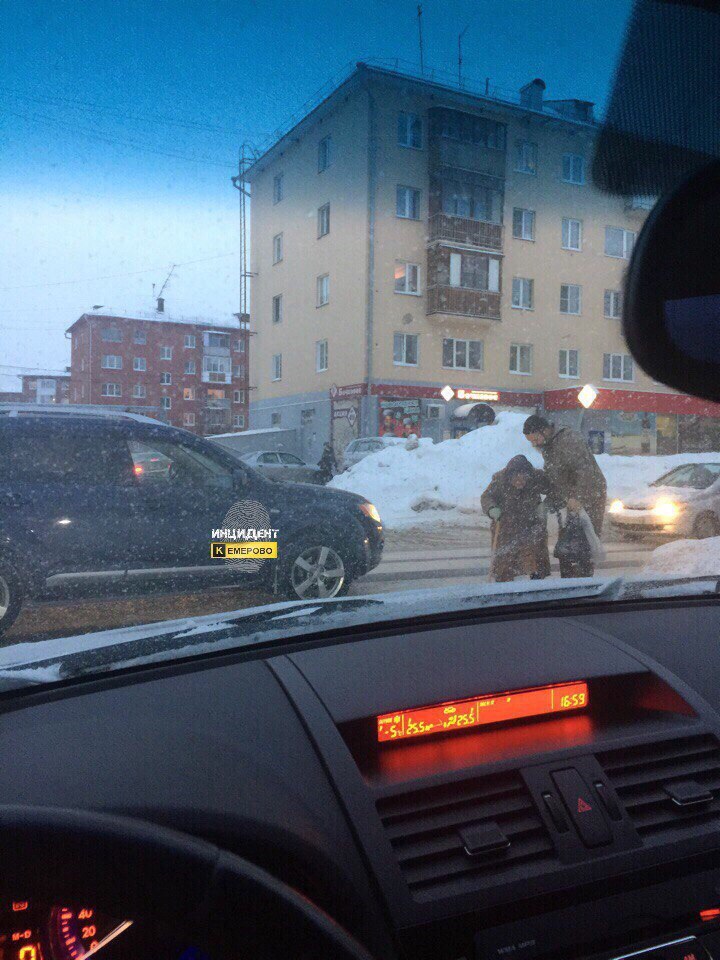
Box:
[625,160,720,403]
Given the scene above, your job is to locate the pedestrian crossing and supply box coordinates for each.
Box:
[356,541,653,594]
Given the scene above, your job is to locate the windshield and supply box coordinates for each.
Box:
[2,0,719,678]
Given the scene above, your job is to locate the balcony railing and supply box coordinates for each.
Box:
[426,285,501,322]
[205,398,231,410]
[202,372,232,385]
[429,213,503,250]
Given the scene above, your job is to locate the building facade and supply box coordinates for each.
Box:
[67,305,250,436]
[0,370,72,405]
[246,62,720,459]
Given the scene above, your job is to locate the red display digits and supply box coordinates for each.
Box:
[376,681,589,743]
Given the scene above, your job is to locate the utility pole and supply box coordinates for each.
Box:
[417,5,424,75]
[458,24,469,88]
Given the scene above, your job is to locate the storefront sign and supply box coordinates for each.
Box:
[456,388,500,402]
[330,383,366,399]
[379,397,421,437]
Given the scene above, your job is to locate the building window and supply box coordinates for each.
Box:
[301,409,315,425]
[101,383,121,397]
[273,173,283,204]
[185,360,196,374]
[513,207,535,240]
[396,185,421,220]
[183,387,196,400]
[515,140,537,175]
[441,177,500,223]
[202,356,231,383]
[132,384,146,399]
[442,337,483,370]
[605,226,636,259]
[161,397,172,410]
[316,339,328,372]
[184,412,196,427]
[559,348,580,378]
[233,414,245,428]
[233,389,245,403]
[437,110,505,149]
[184,334,196,348]
[511,277,534,310]
[393,332,418,366]
[397,111,422,149]
[509,343,533,375]
[102,355,122,369]
[272,294,283,323]
[317,203,330,238]
[272,354,282,381]
[232,364,244,377]
[318,135,332,172]
[161,372,172,385]
[133,329,146,344]
[449,251,500,292]
[562,154,585,184]
[101,327,122,342]
[133,357,146,371]
[394,261,421,294]
[273,233,283,264]
[560,283,582,314]
[603,352,634,382]
[160,345,172,360]
[316,274,330,307]
[604,289,623,319]
[426,404,441,420]
[561,217,582,251]
[271,412,281,426]
[204,331,230,349]
[233,338,245,352]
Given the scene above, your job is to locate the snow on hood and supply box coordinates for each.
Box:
[618,484,703,508]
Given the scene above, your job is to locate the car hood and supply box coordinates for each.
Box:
[623,484,700,508]
[267,478,367,506]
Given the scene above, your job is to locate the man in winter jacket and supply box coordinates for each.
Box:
[317,442,338,484]
[481,455,551,583]
[523,415,607,577]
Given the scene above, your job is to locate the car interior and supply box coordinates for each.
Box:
[6,3,720,960]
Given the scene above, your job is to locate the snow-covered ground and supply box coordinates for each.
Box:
[330,412,720,531]
[643,536,720,576]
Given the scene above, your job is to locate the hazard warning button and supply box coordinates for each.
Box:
[552,768,612,848]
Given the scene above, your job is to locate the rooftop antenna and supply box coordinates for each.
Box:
[156,264,176,313]
[417,5,424,75]
[458,24,469,88]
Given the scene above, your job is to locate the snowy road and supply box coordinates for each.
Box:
[350,537,654,595]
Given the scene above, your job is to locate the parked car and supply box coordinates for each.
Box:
[239,449,322,484]
[341,435,405,472]
[0,411,384,634]
[608,461,720,540]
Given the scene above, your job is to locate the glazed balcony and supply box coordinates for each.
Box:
[426,285,501,323]
[428,213,503,251]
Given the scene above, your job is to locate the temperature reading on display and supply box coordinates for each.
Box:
[376,681,590,743]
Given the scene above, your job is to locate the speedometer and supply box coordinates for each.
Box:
[0,902,132,960]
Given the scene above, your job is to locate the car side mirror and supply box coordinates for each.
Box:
[624,160,720,403]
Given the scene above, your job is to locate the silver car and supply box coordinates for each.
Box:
[341,436,405,472]
[608,462,720,541]
[239,450,322,484]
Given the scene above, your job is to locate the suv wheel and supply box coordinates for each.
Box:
[0,565,23,637]
[280,535,351,600]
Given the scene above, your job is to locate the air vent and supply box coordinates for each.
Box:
[376,770,556,902]
[597,733,720,841]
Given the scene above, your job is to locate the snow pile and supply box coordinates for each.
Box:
[330,413,720,530]
[330,412,542,528]
[643,536,720,577]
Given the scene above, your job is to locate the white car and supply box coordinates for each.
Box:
[608,461,720,540]
[341,435,406,472]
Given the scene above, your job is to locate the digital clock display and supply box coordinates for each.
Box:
[376,681,589,743]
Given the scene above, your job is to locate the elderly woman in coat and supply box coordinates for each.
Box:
[481,454,551,583]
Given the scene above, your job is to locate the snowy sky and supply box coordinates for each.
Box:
[0,0,632,391]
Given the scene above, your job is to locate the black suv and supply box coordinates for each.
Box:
[0,412,384,635]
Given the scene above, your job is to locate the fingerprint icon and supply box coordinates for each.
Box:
[221,499,273,572]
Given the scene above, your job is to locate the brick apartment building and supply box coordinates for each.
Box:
[0,369,71,405]
[67,303,249,436]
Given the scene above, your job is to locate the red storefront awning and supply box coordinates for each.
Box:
[544,387,720,417]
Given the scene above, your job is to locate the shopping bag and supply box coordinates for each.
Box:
[553,511,592,562]
[578,507,606,562]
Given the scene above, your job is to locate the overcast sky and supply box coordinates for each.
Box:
[0,0,633,391]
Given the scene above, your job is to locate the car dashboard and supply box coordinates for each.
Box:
[3,600,720,960]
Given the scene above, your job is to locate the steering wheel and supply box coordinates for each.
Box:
[0,806,377,960]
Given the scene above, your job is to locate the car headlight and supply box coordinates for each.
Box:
[652,499,681,519]
[359,502,382,525]
[609,499,624,514]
